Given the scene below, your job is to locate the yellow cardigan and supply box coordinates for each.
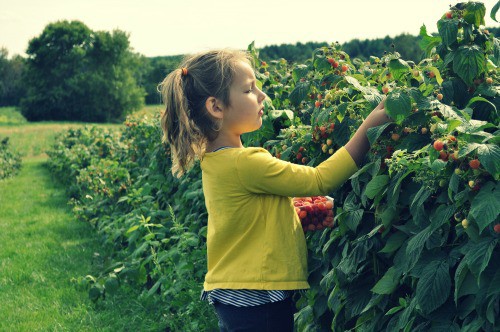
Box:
[200,146,358,291]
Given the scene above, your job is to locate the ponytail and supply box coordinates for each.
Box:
[159,49,253,177]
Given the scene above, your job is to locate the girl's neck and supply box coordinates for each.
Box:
[207,133,243,152]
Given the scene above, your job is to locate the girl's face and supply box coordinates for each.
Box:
[222,61,267,135]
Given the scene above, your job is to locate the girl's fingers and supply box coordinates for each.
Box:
[376,97,386,110]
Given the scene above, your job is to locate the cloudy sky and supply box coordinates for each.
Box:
[0,0,498,58]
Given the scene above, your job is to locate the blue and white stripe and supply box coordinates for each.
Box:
[201,289,293,307]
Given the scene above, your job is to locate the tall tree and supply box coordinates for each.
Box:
[21,20,144,122]
[0,48,25,106]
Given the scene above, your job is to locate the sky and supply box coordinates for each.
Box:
[0,0,498,58]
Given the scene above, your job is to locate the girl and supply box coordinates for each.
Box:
[160,49,391,331]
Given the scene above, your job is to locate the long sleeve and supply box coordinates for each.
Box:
[235,146,358,197]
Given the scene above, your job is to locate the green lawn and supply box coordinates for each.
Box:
[0,105,169,331]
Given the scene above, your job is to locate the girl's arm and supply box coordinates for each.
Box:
[344,99,391,167]
[235,99,392,197]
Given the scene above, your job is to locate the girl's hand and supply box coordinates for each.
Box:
[345,98,393,167]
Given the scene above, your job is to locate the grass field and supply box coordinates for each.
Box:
[0,105,169,331]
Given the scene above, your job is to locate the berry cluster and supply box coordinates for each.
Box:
[293,196,335,232]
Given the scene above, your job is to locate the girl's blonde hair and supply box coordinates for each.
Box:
[159,49,253,177]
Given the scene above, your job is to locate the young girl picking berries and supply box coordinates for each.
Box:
[159,49,391,331]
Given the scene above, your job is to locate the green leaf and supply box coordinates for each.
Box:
[466,96,498,113]
[388,58,410,80]
[366,122,392,145]
[410,187,431,211]
[292,64,309,82]
[437,19,459,47]
[385,89,412,124]
[430,159,447,172]
[344,75,363,90]
[427,67,444,85]
[454,259,469,304]
[269,109,294,121]
[465,238,498,280]
[405,227,432,272]
[419,24,442,56]
[462,318,486,332]
[365,175,390,199]
[416,260,451,314]
[463,2,486,26]
[448,172,460,201]
[89,283,104,302]
[453,45,487,86]
[470,182,500,232]
[459,143,500,177]
[126,225,140,235]
[477,145,500,179]
[487,268,500,298]
[379,231,408,254]
[104,274,119,295]
[492,0,500,22]
[289,81,310,106]
[380,205,397,227]
[430,204,455,230]
[372,267,401,295]
[385,306,403,316]
[344,209,364,232]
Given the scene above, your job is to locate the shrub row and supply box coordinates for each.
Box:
[0,137,22,179]
[46,119,217,331]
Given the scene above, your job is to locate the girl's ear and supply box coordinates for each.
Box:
[205,96,224,120]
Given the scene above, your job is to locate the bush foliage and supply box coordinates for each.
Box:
[0,137,22,180]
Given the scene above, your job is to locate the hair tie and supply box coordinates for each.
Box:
[181,67,188,76]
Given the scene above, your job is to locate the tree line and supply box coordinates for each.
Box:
[0,20,498,122]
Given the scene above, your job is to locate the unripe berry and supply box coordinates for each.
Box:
[461,219,469,229]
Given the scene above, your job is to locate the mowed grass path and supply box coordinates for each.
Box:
[0,107,167,331]
[0,157,105,330]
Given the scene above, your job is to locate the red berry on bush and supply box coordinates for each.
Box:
[439,151,448,161]
[469,159,480,169]
[315,101,321,108]
[433,140,444,151]
[494,224,500,234]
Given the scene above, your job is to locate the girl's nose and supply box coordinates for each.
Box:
[258,88,267,102]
